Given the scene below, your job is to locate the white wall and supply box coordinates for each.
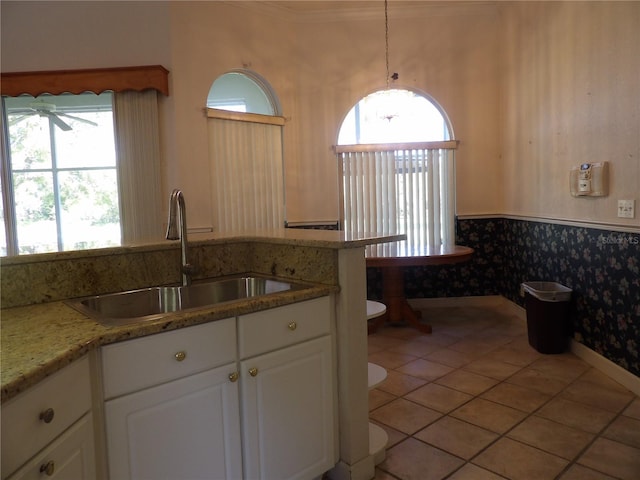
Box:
[500,1,640,227]
[1,1,503,232]
[4,1,635,235]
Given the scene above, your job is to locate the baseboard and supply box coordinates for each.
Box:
[570,339,640,396]
[410,295,640,395]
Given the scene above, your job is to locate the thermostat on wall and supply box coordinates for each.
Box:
[570,162,608,197]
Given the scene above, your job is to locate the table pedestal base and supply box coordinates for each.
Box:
[368,265,432,334]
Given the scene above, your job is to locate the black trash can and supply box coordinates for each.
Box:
[521,282,572,354]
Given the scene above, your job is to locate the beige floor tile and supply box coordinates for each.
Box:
[368,334,407,351]
[536,397,617,434]
[579,368,632,392]
[396,358,455,382]
[507,415,595,460]
[369,388,396,411]
[578,437,640,479]
[376,369,427,397]
[559,463,618,479]
[367,304,640,480]
[450,398,527,434]
[602,415,640,449]
[374,326,426,340]
[623,397,640,420]
[473,437,568,480]
[527,354,590,383]
[425,347,478,368]
[373,468,399,480]
[480,382,551,413]
[368,350,418,370]
[414,415,498,459]
[405,383,473,413]
[388,338,443,357]
[422,331,460,347]
[435,369,499,395]
[379,437,464,480]
[448,338,500,355]
[485,345,541,367]
[370,420,407,449]
[447,463,510,480]
[560,378,635,413]
[463,357,523,380]
[507,367,571,395]
[370,398,442,435]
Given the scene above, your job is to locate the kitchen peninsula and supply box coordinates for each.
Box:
[1,228,402,480]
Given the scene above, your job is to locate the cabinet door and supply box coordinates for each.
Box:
[241,336,335,480]
[105,364,242,480]
[7,413,95,480]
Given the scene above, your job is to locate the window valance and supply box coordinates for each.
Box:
[0,65,169,97]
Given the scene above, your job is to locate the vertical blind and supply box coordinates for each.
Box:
[113,90,164,244]
[207,109,285,232]
[336,141,457,256]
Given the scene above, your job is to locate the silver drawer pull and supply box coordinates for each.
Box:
[39,408,55,424]
[174,351,187,362]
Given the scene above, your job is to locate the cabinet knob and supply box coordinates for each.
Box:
[248,367,258,377]
[288,321,297,331]
[228,372,239,382]
[40,461,55,476]
[39,408,55,424]
[174,351,187,362]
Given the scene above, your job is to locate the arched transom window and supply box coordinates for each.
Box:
[336,88,458,255]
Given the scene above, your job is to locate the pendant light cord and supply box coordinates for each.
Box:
[385,0,390,89]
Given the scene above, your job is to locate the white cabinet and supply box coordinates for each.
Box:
[239,296,336,480]
[241,336,334,480]
[1,356,95,480]
[105,365,241,480]
[101,318,241,480]
[7,414,95,480]
[101,296,335,480]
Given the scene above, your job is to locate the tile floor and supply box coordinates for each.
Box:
[367,304,640,480]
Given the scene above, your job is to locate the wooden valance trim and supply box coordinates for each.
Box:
[334,140,459,154]
[206,107,285,126]
[1,65,170,97]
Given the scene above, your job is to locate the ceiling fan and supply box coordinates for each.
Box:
[8,101,98,131]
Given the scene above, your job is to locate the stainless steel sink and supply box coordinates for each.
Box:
[67,276,306,327]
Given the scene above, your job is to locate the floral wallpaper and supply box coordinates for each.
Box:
[366,217,640,376]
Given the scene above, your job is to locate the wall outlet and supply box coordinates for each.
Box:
[617,199,635,219]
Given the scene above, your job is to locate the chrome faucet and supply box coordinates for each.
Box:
[166,189,194,286]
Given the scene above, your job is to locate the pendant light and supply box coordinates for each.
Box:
[381,0,399,122]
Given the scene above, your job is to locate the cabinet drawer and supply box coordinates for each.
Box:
[102,318,236,399]
[1,357,91,478]
[6,413,95,480]
[239,297,331,358]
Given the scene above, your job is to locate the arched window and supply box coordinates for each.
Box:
[336,88,457,255]
[207,70,281,115]
[206,70,285,232]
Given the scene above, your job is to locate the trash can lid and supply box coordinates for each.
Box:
[521,282,572,302]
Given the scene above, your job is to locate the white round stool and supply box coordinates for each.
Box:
[366,300,389,465]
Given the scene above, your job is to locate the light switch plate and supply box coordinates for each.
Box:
[618,199,635,218]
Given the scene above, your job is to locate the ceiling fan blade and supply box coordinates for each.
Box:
[8,115,31,127]
[57,113,98,127]
[47,113,72,131]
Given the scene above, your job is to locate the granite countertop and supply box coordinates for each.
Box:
[1,229,403,403]
[1,283,334,403]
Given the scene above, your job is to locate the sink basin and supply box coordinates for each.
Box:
[67,276,306,327]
